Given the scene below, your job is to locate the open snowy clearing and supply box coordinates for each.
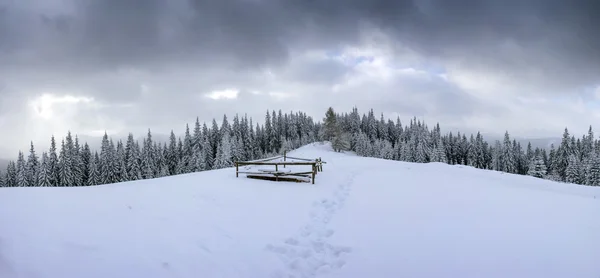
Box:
[1,142,599,278]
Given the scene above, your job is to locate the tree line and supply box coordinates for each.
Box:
[323,107,600,186]
[1,106,598,187]
[0,111,319,187]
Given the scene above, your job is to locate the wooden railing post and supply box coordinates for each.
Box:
[236,162,239,178]
[284,151,286,168]
[312,164,316,184]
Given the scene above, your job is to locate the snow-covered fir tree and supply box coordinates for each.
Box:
[87,153,100,186]
[323,107,338,142]
[99,133,115,185]
[527,152,547,179]
[26,141,39,186]
[81,143,91,185]
[332,132,350,153]
[213,133,233,169]
[586,154,600,186]
[48,135,59,186]
[182,124,194,173]
[6,161,17,187]
[64,132,79,186]
[58,140,72,186]
[37,152,51,187]
[0,170,5,187]
[16,151,28,187]
[72,135,84,186]
[141,130,156,179]
[430,137,447,163]
[502,132,516,173]
[166,131,178,175]
[565,154,582,184]
[354,132,371,157]
[556,128,572,181]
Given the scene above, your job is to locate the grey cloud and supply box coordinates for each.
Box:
[341,73,489,120]
[278,57,348,86]
[2,0,599,91]
[286,0,600,92]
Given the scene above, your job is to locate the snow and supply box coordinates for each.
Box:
[1,142,599,278]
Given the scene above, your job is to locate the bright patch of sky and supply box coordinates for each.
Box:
[205,89,239,100]
[325,48,446,77]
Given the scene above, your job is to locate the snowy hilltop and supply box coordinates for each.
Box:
[1,142,599,278]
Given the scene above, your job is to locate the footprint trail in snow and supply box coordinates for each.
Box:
[266,173,356,278]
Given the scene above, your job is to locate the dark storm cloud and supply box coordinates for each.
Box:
[279,57,349,85]
[2,0,599,89]
[287,0,600,92]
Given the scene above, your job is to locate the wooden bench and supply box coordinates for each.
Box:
[235,152,326,184]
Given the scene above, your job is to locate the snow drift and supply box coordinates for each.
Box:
[1,142,599,278]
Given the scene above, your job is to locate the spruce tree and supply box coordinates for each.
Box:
[141,129,156,179]
[114,140,125,182]
[182,124,193,173]
[6,161,17,187]
[332,132,351,152]
[587,154,600,186]
[193,142,207,171]
[565,154,582,184]
[323,107,338,142]
[16,151,28,187]
[414,129,430,163]
[81,143,91,185]
[87,153,100,186]
[26,141,39,186]
[175,158,186,174]
[99,132,111,184]
[524,142,533,174]
[527,153,547,179]
[557,128,571,181]
[250,121,262,160]
[354,132,369,157]
[270,110,280,152]
[214,133,233,169]
[210,119,220,164]
[73,136,84,186]
[203,125,215,169]
[431,138,447,163]
[128,141,143,181]
[64,132,77,186]
[49,135,59,186]
[502,131,516,173]
[401,140,413,162]
[158,163,170,177]
[232,114,242,143]
[124,134,138,178]
[0,170,5,187]
[281,138,294,154]
[242,116,253,160]
[38,152,51,187]
[119,159,129,182]
[380,139,395,159]
[193,117,202,150]
[58,139,72,186]
[231,135,244,162]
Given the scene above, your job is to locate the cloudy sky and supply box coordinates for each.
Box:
[1,0,600,158]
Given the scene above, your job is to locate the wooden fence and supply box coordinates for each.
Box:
[235,151,325,184]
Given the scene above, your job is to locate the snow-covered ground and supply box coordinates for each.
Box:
[1,142,599,278]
